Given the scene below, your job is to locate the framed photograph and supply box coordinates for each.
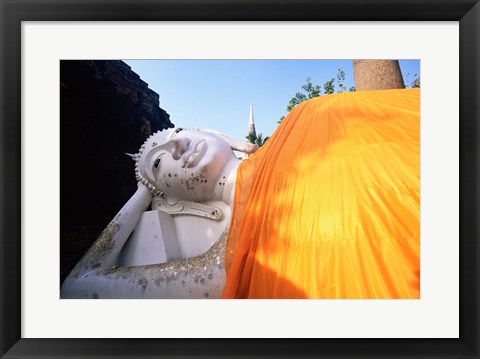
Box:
[1,0,479,358]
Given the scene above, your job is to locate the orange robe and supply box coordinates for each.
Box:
[222,89,420,299]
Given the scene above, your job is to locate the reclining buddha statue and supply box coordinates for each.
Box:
[62,88,421,299]
[61,127,257,299]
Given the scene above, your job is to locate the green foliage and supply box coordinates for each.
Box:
[286,92,307,112]
[412,76,420,88]
[406,72,421,88]
[246,132,270,147]
[323,79,335,95]
[301,77,321,98]
[337,69,347,93]
[278,68,353,124]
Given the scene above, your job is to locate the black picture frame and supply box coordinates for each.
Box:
[1,0,479,358]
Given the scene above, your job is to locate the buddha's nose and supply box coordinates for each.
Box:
[170,138,190,160]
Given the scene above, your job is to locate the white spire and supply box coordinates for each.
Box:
[248,102,256,137]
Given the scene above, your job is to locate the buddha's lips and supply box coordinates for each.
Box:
[182,139,206,168]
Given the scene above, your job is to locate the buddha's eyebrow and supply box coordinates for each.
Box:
[169,128,183,139]
[167,127,183,142]
[152,140,174,152]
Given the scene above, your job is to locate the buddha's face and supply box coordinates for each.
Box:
[137,128,237,202]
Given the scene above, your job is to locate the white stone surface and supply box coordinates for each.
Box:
[117,200,230,267]
[171,200,230,259]
[117,210,178,266]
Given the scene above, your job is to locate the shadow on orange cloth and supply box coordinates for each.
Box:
[222,89,420,299]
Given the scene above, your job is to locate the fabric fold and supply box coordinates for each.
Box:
[223,89,420,299]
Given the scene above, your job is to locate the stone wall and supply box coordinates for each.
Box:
[60,60,173,284]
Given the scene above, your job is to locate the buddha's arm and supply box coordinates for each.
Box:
[61,228,228,299]
[61,183,152,295]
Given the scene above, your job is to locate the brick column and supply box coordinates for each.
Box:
[353,60,405,91]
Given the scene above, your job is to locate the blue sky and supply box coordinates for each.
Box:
[124,60,420,142]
